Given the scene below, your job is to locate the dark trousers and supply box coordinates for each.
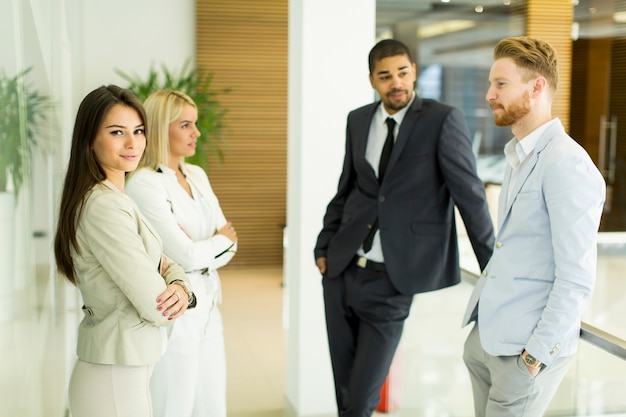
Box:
[323,264,413,417]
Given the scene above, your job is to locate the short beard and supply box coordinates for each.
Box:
[383,89,411,112]
[493,90,531,126]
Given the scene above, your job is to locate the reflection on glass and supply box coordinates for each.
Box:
[377,1,626,414]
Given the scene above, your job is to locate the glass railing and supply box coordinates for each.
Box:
[386,235,626,417]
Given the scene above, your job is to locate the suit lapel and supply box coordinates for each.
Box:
[497,166,511,230]
[356,103,380,180]
[498,120,564,230]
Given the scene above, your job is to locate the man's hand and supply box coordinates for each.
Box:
[523,360,541,377]
[316,257,327,274]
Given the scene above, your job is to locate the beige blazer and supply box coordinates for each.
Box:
[72,180,189,366]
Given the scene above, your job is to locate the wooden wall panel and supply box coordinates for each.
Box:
[570,39,611,166]
[196,0,288,266]
[526,0,573,132]
[604,40,626,230]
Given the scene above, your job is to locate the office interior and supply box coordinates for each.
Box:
[1,0,625,416]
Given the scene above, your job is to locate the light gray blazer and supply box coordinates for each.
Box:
[72,180,189,366]
[463,119,606,367]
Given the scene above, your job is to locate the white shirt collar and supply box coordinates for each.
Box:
[157,162,187,176]
[504,118,558,169]
[378,91,415,127]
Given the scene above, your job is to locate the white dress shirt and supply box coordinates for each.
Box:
[357,93,415,262]
[504,118,558,205]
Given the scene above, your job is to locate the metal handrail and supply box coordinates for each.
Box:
[461,269,626,361]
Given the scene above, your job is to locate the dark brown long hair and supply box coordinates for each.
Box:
[54,85,146,284]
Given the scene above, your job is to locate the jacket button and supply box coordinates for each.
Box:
[379,196,385,202]
[495,241,503,248]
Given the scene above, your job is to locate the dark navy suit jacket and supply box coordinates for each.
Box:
[315,96,495,295]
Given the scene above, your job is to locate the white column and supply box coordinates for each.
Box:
[285,1,375,415]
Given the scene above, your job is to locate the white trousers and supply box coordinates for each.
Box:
[151,272,226,417]
[69,360,155,417]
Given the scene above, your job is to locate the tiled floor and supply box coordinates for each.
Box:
[3,239,626,416]
[220,266,287,417]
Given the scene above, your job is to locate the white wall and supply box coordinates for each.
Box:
[29,0,197,264]
[285,0,375,415]
[78,1,196,94]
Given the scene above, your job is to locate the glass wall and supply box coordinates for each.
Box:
[377,0,528,184]
[570,0,626,232]
[0,1,70,416]
[376,1,626,415]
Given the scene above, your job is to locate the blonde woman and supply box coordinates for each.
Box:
[126,89,237,417]
[54,85,194,417]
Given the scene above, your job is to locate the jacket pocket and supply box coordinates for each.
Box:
[516,191,539,200]
[513,276,553,284]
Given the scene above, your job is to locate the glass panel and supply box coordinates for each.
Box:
[0,0,63,416]
[571,342,626,415]
[376,2,626,411]
[571,0,626,231]
[377,0,528,184]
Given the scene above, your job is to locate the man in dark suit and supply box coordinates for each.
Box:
[314,39,495,417]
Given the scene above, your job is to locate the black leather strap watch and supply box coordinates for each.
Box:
[171,279,197,309]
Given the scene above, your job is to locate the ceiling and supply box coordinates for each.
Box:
[375,0,626,68]
[376,0,520,29]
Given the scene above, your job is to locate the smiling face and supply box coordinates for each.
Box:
[369,54,416,115]
[92,104,146,188]
[486,57,534,127]
[168,103,201,161]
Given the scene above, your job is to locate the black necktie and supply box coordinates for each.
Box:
[362,117,396,253]
[378,117,396,181]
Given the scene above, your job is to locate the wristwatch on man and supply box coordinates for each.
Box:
[171,279,197,308]
[521,350,542,368]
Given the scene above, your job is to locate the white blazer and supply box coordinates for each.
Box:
[126,163,236,274]
[463,119,605,367]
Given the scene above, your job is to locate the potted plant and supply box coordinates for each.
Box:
[0,67,48,322]
[0,67,48,195]
[115,59,229,167]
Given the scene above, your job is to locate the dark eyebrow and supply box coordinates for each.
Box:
[103,123,144,129]
[375,65,410,76]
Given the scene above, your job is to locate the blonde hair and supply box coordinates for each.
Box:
[137,89,197,171]
[494,36,558,95]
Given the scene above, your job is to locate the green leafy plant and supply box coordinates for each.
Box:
[115,59,229,167]
[0,67,49,195]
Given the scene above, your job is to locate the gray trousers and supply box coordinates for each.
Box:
[463,323,575,417]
